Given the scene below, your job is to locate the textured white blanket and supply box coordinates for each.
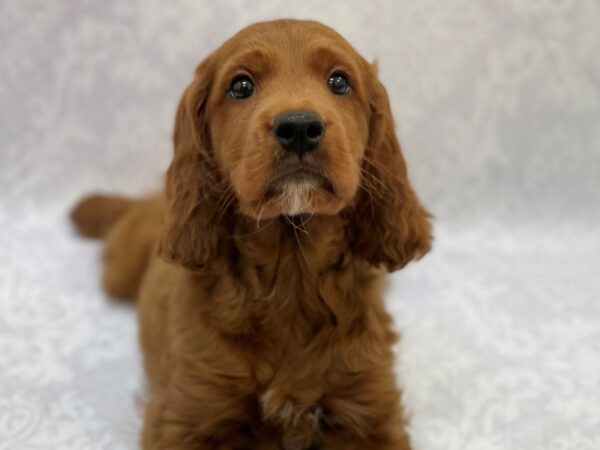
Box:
[1,1,599,449]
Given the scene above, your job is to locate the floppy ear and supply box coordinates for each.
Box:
[347,65,432,271]
[160,57,230,270]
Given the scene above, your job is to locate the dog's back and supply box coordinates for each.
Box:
[71,194,166,299]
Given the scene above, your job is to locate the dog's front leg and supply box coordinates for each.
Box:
[141,383,271,450]
[318,369,413,450]
[260,380,323,450]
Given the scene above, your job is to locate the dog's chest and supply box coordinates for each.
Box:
[250,286,331,377]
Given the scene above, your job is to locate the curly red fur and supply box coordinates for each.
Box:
[72,19,432,450]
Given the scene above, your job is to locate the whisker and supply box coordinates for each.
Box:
[208,188,236,224]
[286,215,309,264]
[360,153,399,182]
[255,199,272,229]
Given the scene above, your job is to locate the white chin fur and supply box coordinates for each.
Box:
[281,180,316,215]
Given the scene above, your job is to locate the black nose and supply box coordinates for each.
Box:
[273,110,325,157]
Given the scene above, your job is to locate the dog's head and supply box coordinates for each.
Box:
[162,20,432,271]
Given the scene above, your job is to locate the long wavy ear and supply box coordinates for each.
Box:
[347,65,432,271]
[160,57,229,270]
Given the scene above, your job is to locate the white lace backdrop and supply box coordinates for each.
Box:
[1,1,599,449]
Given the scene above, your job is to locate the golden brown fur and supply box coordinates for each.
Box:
[71,19,432,450]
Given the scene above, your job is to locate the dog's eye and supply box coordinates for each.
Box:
[328,72,350,95]
[229,75,255,99]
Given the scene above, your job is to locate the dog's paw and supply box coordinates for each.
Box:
[260,388,322,450]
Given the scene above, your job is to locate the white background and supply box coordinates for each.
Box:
[1,1,599,449]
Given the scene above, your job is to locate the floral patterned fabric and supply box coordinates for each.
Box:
[1,1,599,449]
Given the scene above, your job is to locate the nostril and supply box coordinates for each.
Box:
[273,111,324,155]
[306,123,323,140]
[276,123,295,141]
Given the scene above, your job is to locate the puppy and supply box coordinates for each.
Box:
[72,19,432,450]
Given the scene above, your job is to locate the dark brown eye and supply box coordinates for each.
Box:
[230,75,254,99]
[328,72,350,95]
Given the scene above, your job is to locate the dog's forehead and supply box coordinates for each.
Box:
[232,19,344,44]
[219,19,357,63]
[207,20,365,85]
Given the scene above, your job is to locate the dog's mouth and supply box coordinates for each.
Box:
[264,163,335,199]
[237,159,344,219]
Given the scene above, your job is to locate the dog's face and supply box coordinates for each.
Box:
[205,21,370,218]
[162,20,432,271]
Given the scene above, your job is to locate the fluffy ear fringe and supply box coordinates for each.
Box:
[159,57,230,271]
[347,65,432,271]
